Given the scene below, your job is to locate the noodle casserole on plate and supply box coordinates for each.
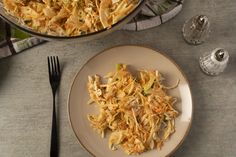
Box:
[68,45,193,157]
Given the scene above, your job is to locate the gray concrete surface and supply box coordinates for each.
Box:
[0,0,236,157]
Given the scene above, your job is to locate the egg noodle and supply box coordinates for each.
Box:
[87,64,179,155]
[3,0,138,36]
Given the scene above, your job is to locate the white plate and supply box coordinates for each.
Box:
[68,45,193,157]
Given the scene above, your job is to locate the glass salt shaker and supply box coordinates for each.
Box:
[182,15,210,45]
[199,48,229,76]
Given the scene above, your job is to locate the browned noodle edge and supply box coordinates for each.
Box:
[67,44,194,157]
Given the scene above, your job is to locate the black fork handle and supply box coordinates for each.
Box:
[50,93,58,157]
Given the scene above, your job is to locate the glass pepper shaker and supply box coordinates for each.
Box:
[199,48,229,76]
[182,15,210,45]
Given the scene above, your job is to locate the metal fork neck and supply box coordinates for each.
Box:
[52,90,57,97]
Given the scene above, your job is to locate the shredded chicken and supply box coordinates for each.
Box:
[87,64,179,155]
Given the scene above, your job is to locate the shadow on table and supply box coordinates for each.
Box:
[0,58,12,90]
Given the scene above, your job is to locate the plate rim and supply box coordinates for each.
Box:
[67,45,194,157]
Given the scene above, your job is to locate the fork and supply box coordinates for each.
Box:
[48,56,61,157]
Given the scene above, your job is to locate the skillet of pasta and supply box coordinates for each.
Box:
[2,0,139,36]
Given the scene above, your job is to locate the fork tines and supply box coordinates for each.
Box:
[47,56,61,93]
[47,56,61,82]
